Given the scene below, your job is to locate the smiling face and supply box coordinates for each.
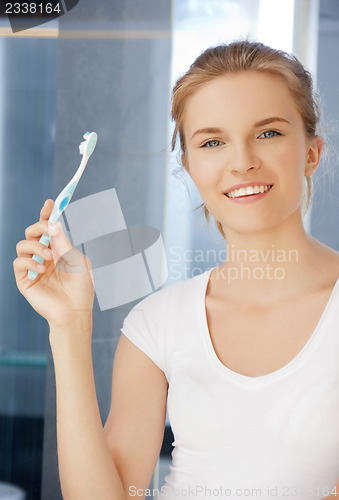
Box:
[182,71,322,236]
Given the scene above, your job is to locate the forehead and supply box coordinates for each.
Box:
[183,72,302,134]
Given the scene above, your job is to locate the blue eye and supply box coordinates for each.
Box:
[260,130,281,139]
[202,139,222,148]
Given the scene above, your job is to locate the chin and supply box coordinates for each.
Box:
[222,215,287,237]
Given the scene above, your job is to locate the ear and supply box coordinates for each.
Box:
[304,135,324,177]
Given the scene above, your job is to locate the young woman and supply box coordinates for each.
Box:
[14,40,339,500]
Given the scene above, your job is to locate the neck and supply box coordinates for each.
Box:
[217,209,321,302]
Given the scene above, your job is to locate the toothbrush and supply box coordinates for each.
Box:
[28,131,98,281]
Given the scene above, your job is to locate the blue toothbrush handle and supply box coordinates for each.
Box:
[27,172,78,281]
[28,233,51,281]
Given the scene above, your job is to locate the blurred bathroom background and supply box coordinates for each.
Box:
[0,0,338,498]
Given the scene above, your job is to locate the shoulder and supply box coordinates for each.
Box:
[120,269,212,374]
[308,237,339,285]
[321,251,339,286]
[130,268,212,314]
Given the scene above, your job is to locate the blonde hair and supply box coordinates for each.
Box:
[171,40,321,239]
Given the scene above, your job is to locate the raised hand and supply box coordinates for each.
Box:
[13,199,95,331]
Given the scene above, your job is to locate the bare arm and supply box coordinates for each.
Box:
[50,328,168,500]
[104,334,168,495]
[50,324,125,499]
[14,200,168,500]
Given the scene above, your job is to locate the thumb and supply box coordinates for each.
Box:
[48,221,73,262]
[48,221,92,276]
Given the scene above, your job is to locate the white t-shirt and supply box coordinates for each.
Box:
[121,268,339,500]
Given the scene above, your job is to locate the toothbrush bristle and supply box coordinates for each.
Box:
[79,131,97,157]
[79,141,86,154]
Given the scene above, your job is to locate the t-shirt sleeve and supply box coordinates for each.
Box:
[120,294,165,373]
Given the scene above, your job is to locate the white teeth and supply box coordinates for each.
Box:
[226,185,272,198]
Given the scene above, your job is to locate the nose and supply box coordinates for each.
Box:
[228,144,261,175]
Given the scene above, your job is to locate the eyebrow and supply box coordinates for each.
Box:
[191,127,223,140]
[253,117,290,127]
[190,117,290,140]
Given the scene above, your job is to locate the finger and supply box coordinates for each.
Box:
[13,256,47,283]
[40,199,54,222]
[49,222,92,276]
[16,239,54,261]
[25,220,55,241]
[49,221,74,264]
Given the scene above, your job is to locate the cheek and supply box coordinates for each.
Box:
[191,171,217,192]
[274,140,306,186]
[186,152,223,191]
